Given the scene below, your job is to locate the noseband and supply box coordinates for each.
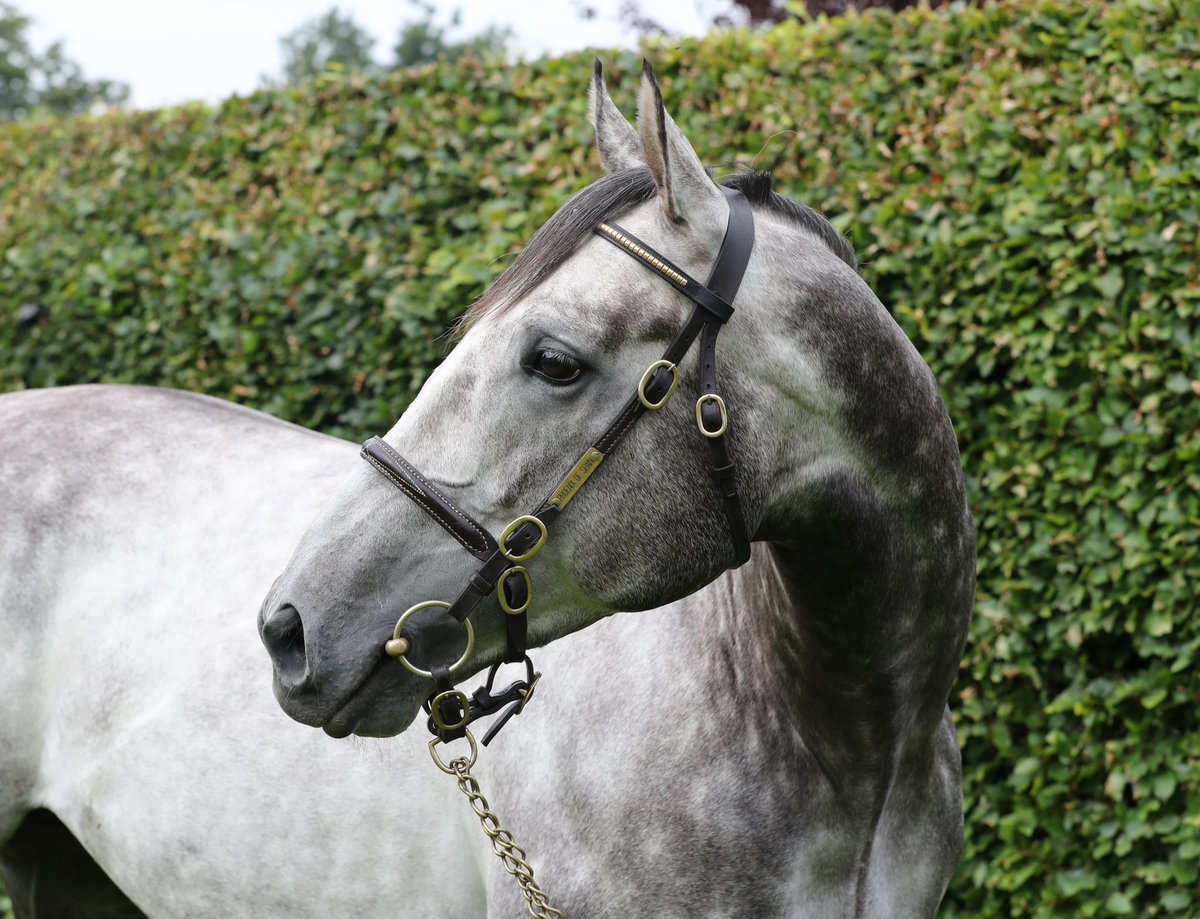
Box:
[361,186,755,745]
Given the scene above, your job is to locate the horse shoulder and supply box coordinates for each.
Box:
[0,386,487,917]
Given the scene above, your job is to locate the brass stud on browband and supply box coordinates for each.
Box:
[597,223,689,288]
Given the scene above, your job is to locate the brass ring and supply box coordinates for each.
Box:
[429,730,477,774]
[390,600,475,680]
[695,393,729,438]
[499,515,548,563]
[498,566,533,615]
[638,359,679,411]
[429,689,471,733]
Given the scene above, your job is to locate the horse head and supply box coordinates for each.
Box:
[259,61,946,743]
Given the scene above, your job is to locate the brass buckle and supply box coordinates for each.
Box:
[499,515,548,562]
[429,729,477,774]
[389,600,475,679]
[429,689,472,733]
[695,393,728,438]
[498,566,532,615]
[638,360,679,411]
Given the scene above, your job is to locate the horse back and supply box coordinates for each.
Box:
[0,384,351,837]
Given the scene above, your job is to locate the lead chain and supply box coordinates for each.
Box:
[448,756,564,919]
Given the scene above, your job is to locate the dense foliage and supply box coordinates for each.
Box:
[0,0,1196,915]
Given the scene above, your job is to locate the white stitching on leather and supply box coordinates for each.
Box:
[364,452,487,555]
[373,441,493,549]
[367,441,494,553]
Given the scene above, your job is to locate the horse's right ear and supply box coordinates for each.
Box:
[589,60,644,173]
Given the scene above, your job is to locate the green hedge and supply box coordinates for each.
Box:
[1,0,1197,915]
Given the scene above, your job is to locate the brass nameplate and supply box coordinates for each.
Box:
[548,448,605,510]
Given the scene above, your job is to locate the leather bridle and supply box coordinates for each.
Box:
[360,186,755,745]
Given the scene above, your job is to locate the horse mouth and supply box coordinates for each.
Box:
[319,658,384,737]
[317,654,425,739]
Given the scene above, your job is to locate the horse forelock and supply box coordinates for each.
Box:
[457,168,856,335]
[457,168,657,335]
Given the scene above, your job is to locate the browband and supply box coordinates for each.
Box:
[595,186,754,326]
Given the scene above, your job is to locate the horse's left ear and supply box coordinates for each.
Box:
[637,60,727,231]
[590,60,644,173]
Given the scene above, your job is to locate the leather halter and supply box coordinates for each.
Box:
[361,186,754,743]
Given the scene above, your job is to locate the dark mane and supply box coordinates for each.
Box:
[461,168,856,331]
[721,171,858,271]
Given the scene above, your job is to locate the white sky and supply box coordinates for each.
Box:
[25,0,721,109]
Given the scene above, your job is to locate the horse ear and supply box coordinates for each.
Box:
[636,60,726,228]
[589,60,644,173]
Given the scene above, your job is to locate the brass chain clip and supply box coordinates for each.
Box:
[431,732,563,919]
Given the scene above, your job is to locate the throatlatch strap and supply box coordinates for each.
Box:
[697,187,754,566]
[698,321,751,566]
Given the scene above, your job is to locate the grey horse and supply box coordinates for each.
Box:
[0,64,973,918]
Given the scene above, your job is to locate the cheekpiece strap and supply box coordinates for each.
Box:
[593,185,755,568]
[708,186,755,307]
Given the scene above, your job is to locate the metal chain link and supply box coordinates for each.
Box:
[448,755,564,919]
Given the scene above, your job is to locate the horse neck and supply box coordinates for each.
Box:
[706,254,974,792]
[701,510,968,809]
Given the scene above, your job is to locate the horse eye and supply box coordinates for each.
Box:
[531,348,583,385]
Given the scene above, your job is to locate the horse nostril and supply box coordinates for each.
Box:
[261,604,309,688]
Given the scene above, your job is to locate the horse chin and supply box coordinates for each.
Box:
[322,709,419,739]
[264,645,425,739]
